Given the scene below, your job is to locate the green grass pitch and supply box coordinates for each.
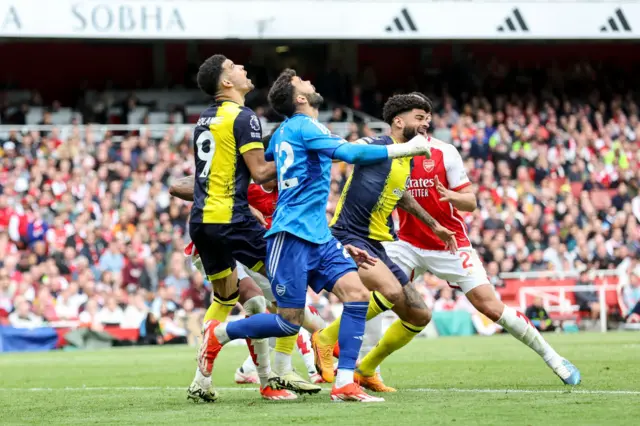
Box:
[1,333,639,425]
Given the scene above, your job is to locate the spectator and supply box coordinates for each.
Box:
[433,287,457,312]
[622,269,640,323]
[163,252,190,293]
[9,298,43,328]
[56,285,80,320]
[179,298,203,346]
[122,247,150,293]
[139,312,163,345]
[96,297,124,326]
[574,270,601,322]
[525,297,555,332]
[99,240,125,275]
[0,269,15,313]
[182,270,207,309]
[159,304,188,344]
[122,293,149,329]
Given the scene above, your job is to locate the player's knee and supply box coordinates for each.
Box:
[238,279,263,304]
[411,307,431,327]
[346,286,370,303]
[278,307,305,329]
[384,286,404,306]
[243,296,267,316]
[333,273,370,303]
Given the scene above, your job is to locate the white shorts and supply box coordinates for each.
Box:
[236,261,275,302]
[382,240,490,294]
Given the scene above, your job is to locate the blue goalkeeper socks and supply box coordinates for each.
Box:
[336,301,369,371]
[226,313,300,340]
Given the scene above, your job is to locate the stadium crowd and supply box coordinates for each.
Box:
[1,66,640,342]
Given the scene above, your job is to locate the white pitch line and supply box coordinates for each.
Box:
[0,387,638,395]
[405,388,640,395]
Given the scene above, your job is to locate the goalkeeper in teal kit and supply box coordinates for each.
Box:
[197,69,432,402]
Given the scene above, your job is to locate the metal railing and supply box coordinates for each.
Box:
[507,268,625,333]
[519,285,619,333]
[500,269,621,280]
[0,121,390,143]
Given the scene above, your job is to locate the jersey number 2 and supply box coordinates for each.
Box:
[196,131,215,178]
[275,142,297,189]
[460,252,472,269]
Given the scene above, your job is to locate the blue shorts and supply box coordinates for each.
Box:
[266,232,358,309]
[331,229,409,286]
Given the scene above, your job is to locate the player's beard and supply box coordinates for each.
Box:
[403,124,428,141]
[305,92,324,110]
[402,125,419,141]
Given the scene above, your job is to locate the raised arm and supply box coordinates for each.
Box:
[302,118,430,166]
[243,150,277,184]
[397,192,458,253]
[169,175,195,201]
[330,134,431,165]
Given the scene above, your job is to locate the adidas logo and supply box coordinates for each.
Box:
[600,8,632,32]
[497,8,529,33]
[385,8,418,33]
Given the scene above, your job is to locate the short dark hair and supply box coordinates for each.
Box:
[197,54,227,97]
[268,69,297,117]
[382,92,433,125]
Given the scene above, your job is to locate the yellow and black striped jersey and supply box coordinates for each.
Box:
[190,101,263,224]
[330,136,412,241]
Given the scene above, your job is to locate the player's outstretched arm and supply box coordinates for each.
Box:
[434,176,477,212]
[303,119,430,165]
[243,150,277,184]
[169,175,195,201]
[331,134,431,165]
[398,192,458,253]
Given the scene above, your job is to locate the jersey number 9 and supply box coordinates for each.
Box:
[196,131,216,178]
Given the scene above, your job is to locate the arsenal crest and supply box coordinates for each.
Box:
[423,159,435,173]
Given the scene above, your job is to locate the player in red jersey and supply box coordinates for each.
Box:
[247,181,277,229]
[381,137,581,386]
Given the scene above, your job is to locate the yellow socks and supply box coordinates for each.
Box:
[275,334,297,354]
[203,291,240,322]
[273,334,298,375]
[319,291,394,346]
[358,319,425,376]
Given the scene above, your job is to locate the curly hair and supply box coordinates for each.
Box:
[268,69,297,118]
[382,92,433,125]
[197,54,227,97]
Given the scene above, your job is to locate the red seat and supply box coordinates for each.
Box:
[570,182,583,197]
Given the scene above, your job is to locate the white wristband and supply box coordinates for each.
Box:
[386,135,431,159]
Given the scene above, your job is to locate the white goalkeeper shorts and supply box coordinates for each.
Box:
[236,261,275,302]
[381,240,490,294]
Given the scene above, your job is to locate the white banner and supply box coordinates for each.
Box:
[1,0,639,40]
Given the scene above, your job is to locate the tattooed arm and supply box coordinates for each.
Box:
[169,175,195,201]
[169,175,268,227]
[397,192,458,253]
